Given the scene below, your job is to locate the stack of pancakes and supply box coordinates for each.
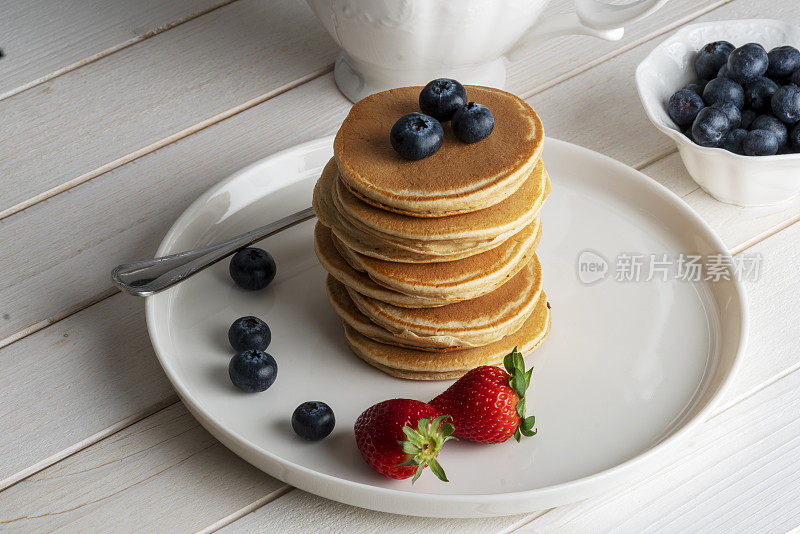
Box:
[313,85,551,380]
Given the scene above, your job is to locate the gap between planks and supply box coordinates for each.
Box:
[0,0,735,224]
[0,0,240,103]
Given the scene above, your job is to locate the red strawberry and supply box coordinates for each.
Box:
[354,399,454,483]
[430,347,537,444]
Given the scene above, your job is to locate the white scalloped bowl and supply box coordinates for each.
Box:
[636,19,800,207]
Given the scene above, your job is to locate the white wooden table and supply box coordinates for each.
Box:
[1,1,799,531]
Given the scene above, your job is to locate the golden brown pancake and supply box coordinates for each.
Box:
[325,275,455,351]
[313,223,449,308]
[342,292,552,376]
[334,85,544,217]
[333,218,542,302]
[332,159,547,245]
[347,256,543,349]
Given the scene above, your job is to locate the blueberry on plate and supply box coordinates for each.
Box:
[743,77,779,112]
[726,43,769,85]
[292,401,335,441]
[750,114,788,148]
[721,128,748,155]
[418,79,468,122]
[789,123,800,149]
[683,82,705,96]
[702,77,744,108]
[451,102,495,143]
[228,316,271,352]
[390,112,444,160]
[771,85,800,124]
[229,349,277,392]
[792,70,800,86]
[711,102,741,130]
[717,64,730,79]
[229,248,276,291]
[668,89,705,126]
[694,41,735,81]
[740,108,757,130]
[743,129,779,156]
[766,46,800,79]
[691,106,730,147]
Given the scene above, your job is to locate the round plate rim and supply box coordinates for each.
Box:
[145,136,748,516]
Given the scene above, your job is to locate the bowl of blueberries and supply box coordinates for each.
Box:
[636,19,800,206]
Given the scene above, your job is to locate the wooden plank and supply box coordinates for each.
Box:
[216,489,534,534]
[0,0,229,99]
[0,0,728,221]
[2,218,796,530]
[0,0,338,220]
[513,367,800,533]
[0,403,285,533]
[641,153,800,255]
[0,293,176,489]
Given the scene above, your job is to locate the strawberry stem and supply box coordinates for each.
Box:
[503,347,538,442]
[396,414,456,483]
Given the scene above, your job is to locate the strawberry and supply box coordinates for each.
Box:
[430,347,537,444]
[354,399,454,483]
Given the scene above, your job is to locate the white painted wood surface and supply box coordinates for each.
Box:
[0,0,229,100]
[0,0,798,531]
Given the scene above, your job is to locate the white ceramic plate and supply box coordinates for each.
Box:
[146,137,747,518]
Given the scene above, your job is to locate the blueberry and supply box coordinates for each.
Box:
[418,79,468,122]
[692,106,730,147]
[229,248,276,291]
[743,77,779,112]
[789,123,800,149]
[683,82,705,96]
[771,84,800,124]
[741,108,757,130]
[291,401,335,441]
[792,70,800,86]
[390,113,444,160]
[668,89,705,126]
[751,114,788,148]
[702,77,744,108]
[722,128,748,155]
[711,102,741,129]
[743,129,779,156]
[229,349,277,392]
[766,46,800,79]
[228,316,271,352]
[694,41,735,81]
[451,102,495,143]
[727,43,769,84]
[717,64,730,79]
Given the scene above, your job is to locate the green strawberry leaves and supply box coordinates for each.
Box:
[396,414,456,483]
[503,347,538,443]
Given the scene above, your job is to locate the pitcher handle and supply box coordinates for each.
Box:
[507,0,668,62]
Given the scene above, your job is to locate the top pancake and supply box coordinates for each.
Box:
[334,85,544,217]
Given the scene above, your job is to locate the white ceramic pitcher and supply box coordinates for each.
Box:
[306,0,669,102]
